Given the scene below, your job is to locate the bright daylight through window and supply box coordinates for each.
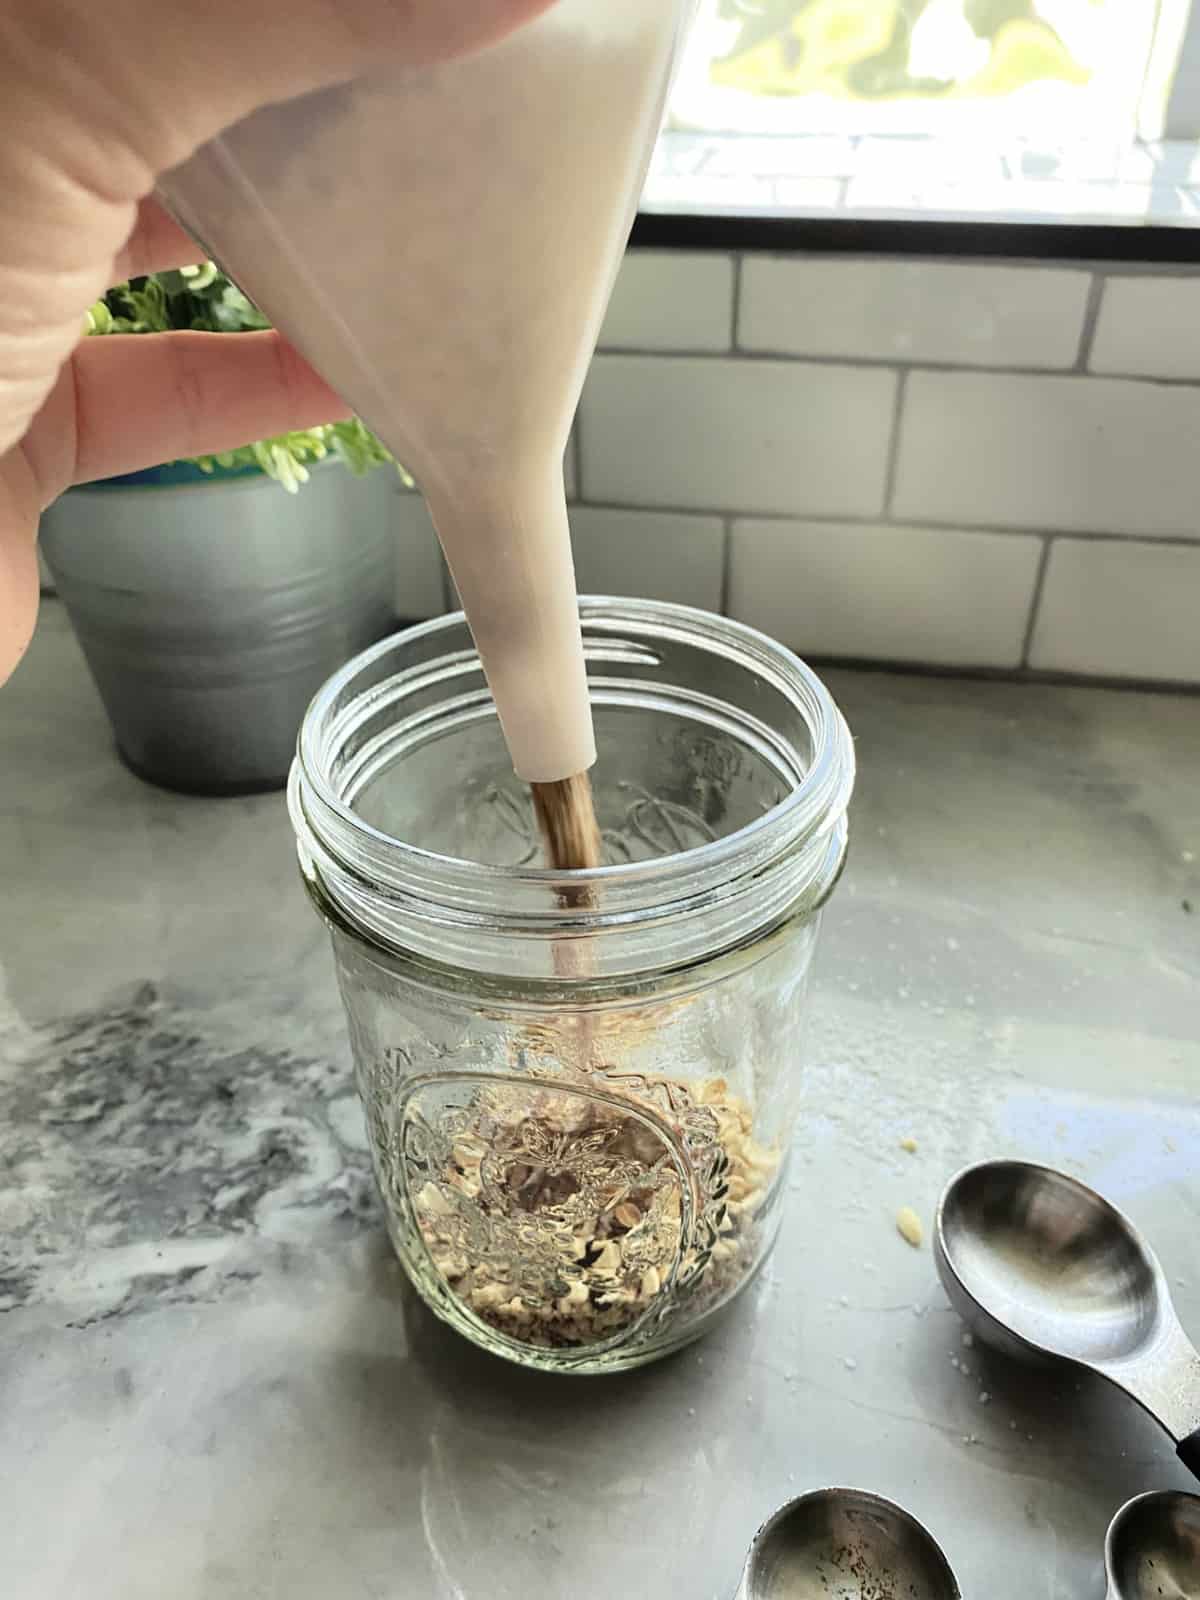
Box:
[646,0,1200,224]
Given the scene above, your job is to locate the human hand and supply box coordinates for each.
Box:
[0,0,553,683]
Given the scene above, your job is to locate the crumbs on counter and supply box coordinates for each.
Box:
[896,1205,924,1249]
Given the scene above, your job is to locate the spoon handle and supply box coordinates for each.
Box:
[1178,1427,1200,1484]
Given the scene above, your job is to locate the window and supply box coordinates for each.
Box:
[646,0,1200,227]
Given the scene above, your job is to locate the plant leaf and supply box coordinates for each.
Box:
[84,266,404,488]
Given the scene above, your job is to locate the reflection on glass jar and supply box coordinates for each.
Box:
[289,600,854,1373]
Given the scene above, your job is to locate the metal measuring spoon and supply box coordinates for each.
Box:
[1105,1490,1200,1599]
[734,1487,962,1599]
[935,1160,1200,1482]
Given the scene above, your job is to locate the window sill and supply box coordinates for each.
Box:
[642,130,1200,231]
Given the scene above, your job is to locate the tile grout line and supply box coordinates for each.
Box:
[730,252,744,352]
[564,498,1200,549]
[1020,537,1054,667]
[592,345,1200,387]
[773,648,1200,697]
[1074,272,1107,373]
[880,369,908,518]
[409,473,1200,550]
[719,516,734,616]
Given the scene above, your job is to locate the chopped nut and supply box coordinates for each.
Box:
[557,1281,590,1312]
[471,1283,507,1310]
[896,1206,924,1249]
[411,1069,779,1351]
[592,1239,621,1274]
[595,1285,637,1308]
[417,1181,453,1217]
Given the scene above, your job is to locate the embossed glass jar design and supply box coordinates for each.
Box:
[288,600,855,1373]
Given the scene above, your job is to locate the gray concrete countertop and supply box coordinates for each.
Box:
[2,604,1198,1599]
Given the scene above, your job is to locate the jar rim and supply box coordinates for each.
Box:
[289,599,855,973]
[294,598,852,883]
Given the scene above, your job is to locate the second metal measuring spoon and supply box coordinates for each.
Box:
[1104,1489,1200,1599]
[735,1486,962,1598]
[934,1160,1200,1482]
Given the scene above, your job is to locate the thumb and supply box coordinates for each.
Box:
[0,0,557,459]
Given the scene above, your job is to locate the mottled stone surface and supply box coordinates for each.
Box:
[2,606,1198,1598]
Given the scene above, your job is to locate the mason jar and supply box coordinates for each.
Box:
[288,599,854,1373]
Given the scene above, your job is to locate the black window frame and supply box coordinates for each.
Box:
[630,211,1200,263]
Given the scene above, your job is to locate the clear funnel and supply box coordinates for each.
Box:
[158,0,694,783]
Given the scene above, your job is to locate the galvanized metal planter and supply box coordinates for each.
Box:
[39,463,397,795]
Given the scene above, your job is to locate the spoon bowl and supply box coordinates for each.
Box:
[1105,1490,1200,1600]
[934,1160,1160,1367]
[934,1160,1200,1479]
[736,1487,961,1599]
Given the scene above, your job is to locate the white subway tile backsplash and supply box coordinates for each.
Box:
[386,250,1200,686]
[1028,538,1200,680]
[570,507,724,610]
[1090,275,1200,379]
[740,258,1089,368]
[893,371,1200,538]
[580,355,896,518]
[600,252,734,351]
[727,519,1042,667]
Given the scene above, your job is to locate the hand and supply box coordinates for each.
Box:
[0,0,553,683]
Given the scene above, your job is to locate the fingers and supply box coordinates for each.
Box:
[4,327,341,685]
[0,458,41,686]
[61,331,350,494]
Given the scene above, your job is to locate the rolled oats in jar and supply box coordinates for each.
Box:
[289,600,854,1373]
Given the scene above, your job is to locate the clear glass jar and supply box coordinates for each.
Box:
[288,600,854,1373]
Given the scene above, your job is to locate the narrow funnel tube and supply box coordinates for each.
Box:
[427,467,595,784]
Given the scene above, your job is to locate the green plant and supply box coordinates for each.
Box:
[87,264,407,493]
